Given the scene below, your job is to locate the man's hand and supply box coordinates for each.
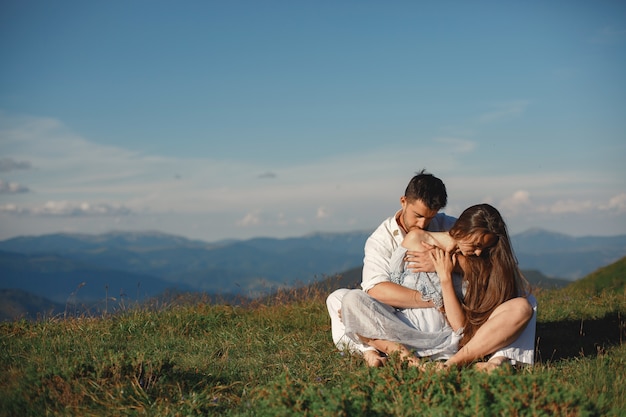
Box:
[405,241,436,273]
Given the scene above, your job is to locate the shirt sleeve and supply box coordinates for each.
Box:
[361,221,402,293]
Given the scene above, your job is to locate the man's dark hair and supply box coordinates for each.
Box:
[404,169,447,211]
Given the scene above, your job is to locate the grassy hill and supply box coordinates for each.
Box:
[0,259,624,416]
[566,256,626,294]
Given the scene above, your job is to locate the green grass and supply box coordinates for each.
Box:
[1,284,624,416]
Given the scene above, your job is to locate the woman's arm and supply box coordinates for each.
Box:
[430,247,466,331]
[402,230,456,273]
[401,229,434,251]
[367,281,436,309]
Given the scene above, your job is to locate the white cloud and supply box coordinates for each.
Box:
[495,190,626,217]
[600,193,626,213]
[1,112,624,240]
[0,200,132,216]
[236,211,261,227]
[0,204,21,214]
[545,194,626,215]
[0,179,29,194]
[433,137,476,153]
[316,206,330,219]
[477,100,529,124]
[546,199,595,214]
[498,190,532,214]
[0,157,31,172]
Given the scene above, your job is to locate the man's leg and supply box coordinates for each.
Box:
[326,288,349,348]
[330,289,392,366]
[444,296,533,367]
[326,289,378,355]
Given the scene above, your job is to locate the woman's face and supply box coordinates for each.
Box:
[456,232,497,257]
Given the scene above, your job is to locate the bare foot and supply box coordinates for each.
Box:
[431,361,450,371]
[405,356,424,369]
[413,360,450,372]
[363,350,387,367]
[475,356,509,373]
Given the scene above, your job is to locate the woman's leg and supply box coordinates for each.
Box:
[445,297,533,367]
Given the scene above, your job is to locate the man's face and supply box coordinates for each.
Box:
[400,197,439,233]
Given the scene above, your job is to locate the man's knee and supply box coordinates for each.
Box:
[327,288,349,314]
[341,289,368,310]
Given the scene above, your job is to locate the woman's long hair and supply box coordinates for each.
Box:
[448,204,530,347]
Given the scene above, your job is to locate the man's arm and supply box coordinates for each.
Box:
[362,223,436,309]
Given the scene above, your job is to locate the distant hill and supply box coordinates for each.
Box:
[0,250,196,304]
[1,257,619,321]
[0,231,369,299]
[306,266,571,296]
[0,228,624,307]
[0,289,64,321]
[521,270,571,289]
[512,229,626,279]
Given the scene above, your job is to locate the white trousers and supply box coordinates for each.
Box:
[326,288,538,365]
[326,288,377,353]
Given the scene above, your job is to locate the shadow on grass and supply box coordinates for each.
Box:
[535,312,625,363]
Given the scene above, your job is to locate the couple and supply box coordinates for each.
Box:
[326,170,537,370]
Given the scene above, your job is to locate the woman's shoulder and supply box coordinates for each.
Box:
[403,229,442,250]
[403,229,429,248]
[403,230,456,252]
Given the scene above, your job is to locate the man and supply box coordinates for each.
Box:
[326,170,536,368]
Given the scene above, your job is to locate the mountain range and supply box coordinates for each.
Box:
[0,228,624,319]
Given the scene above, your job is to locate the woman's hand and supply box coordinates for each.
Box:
[430,246,465,331]
[429,246,457,283]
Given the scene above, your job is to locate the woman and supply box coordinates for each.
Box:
[341,203,533,369]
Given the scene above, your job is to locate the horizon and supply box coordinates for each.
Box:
[1,1,625,242]
[1,225,625,246]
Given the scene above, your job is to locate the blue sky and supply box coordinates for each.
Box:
[1,0,625,242]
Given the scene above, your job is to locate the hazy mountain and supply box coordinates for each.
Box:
[0,289,64,321]
[0,250,195,304]
[0,228,624,307]
[512,228,626,279]
[512,228,626,253]
[0,231,369,299]
[0,231,222,253]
